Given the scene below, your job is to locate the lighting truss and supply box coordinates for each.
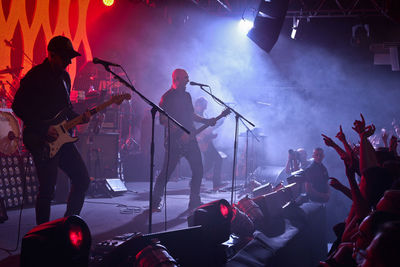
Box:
[286,0,395,19]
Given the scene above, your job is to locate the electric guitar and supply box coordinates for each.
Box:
[45,93,131,158]
[174,108,230,152]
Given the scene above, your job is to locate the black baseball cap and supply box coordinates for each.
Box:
[47,36,81,59]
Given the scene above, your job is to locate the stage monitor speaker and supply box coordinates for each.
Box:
[95,226,226,267]
[105,178,127,194]
[88,178,127,198]
[247,0,290,53]
[77,133,119,179]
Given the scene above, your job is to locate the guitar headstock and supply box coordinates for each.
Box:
[221,108,231,117]
[111,93,132,105]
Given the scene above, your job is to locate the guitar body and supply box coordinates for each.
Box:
[23,93,131,160]
[48,120,79,158]
[172,108,230,155]
[197,129,217,153]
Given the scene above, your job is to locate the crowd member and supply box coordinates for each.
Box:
[319,114,400,267]
[284,148,310,175]
[303,148,331,203]
[276,147,311,185]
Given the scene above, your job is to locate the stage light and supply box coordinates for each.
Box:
[103,0,114,7]
[69,224,84,249]
[20,215,91,267]
[238,19,253,35]
[188,199,233,245]
[231,205,255,238]
[135,241,178,267]
[291,17,300,40]
[237,195,265,227]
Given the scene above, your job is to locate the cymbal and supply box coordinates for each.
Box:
[0,111,20,155]
[0,66,23,75]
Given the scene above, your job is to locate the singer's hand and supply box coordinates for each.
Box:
[207,118,217,126]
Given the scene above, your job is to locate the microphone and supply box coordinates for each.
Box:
[190,81,210,87]
[92,57,120,67]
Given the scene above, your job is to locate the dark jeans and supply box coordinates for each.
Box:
[203,143,223,187]
[31,143,90,225]
[153,140,203,207]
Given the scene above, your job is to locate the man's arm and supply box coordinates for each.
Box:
[305,182,330,203]
[193,113,216,126]
[329,177,352,200]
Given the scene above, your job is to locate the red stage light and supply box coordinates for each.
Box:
[220,203,230,219]
[69,225,83,249]
[103,0,114,7]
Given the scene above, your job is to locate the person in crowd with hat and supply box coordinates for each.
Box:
[12,36,91,225]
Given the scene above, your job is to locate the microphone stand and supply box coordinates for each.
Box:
[100,65,190,233]
[196,85,255,205]
[241,123,260,188]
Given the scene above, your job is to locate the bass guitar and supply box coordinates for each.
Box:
[173,108,230,152]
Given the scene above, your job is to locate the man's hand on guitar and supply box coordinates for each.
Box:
[46,126,59,142]
[207,117,217,126]
[81,109,92,124]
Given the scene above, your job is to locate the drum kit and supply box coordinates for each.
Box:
[72,63,134,138]
[0,109,21,156]
[0,66,24,156]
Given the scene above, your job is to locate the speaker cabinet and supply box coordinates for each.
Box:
[77,133,119,179]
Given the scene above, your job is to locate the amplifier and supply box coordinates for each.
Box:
[77,133,119,179]
[0,154,39,210]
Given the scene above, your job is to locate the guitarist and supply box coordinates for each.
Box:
[12,36,91,225]
[152,69,217,212]
[194,97,226,191]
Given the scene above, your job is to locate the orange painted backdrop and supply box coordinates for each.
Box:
[0,0,93,102]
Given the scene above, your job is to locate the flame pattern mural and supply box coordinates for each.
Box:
[0,0,92,101]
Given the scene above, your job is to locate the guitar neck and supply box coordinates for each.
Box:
[195,113,225,136]
[64,98,115,131]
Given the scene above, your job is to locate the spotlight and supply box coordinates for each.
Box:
[188,199,233,245]
[231,205,254,238]
[291,17,300,40]
[238,19,254,35]
[237,195,265,228]
[103,0,114,7]
[135,240,178,267]
[20,215,91,267]
[351,24,370,47]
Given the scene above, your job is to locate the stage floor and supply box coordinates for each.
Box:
[0,178,241,265]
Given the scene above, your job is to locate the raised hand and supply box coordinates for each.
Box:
[336,125,346,142]
[364,124,376,138]
[352,113,366,135]
[381,128,388,146]
[390,135,398,153]
[321,134,335,147]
